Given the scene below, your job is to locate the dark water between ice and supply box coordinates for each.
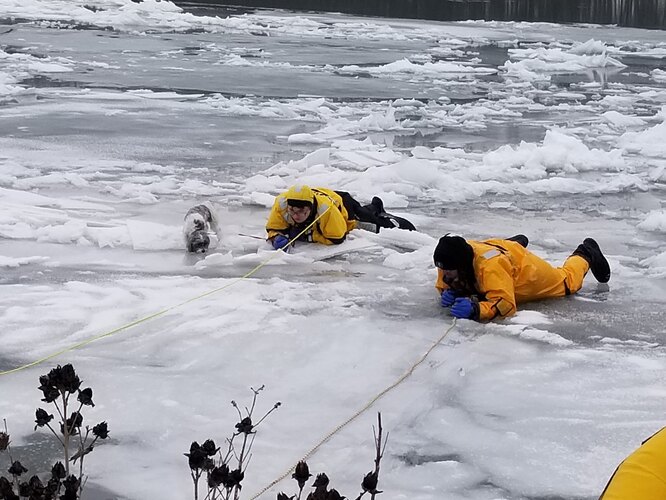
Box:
[178,0,666,28]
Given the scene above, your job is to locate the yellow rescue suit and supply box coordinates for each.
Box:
[600,427,666,499]
[435,239,589,321]
[266,187,356,245]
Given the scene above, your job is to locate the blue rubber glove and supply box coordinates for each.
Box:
[440,289,457,307]
[272,235,290,250]
[451,297,475,319]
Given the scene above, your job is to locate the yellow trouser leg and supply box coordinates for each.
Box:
[560,255,589,294]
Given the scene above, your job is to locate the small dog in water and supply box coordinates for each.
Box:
[183,202,219,253]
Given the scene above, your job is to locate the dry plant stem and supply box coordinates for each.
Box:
[253,403,280,428]
[67,400,84,438]
[192,468,202,500]
[77,430,98,496]
[3,419,18,491]
[247,386,264,416]
[354,413,386,500]
[48,399,66,447]
[204,483,219,500]
[233,433,250,500]
[60,391,71,474]
[45,422,65,448]
[370,413,385,500]
[222,434,236,466]
[78,430,86,493]
[3,419,15,463]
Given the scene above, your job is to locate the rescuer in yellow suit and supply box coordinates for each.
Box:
[266,185,415,250]
[433,234,611,322]
[599,427,666,499]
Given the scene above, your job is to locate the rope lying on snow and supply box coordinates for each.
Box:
[0,208,330,377]
[248,318,458,500]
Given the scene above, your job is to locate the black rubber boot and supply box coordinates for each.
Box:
[573,238,611,283]
[370,196,385,214]
[506,234,529,248]
[369,196,416,231]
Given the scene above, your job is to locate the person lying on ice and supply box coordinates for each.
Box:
[266,184,415,250]
[433,234,611,321]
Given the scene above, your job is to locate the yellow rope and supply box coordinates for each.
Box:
[0,207,330,377]
[248,318,458,500]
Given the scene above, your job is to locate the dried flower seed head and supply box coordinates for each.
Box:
[38,382,60,404]
[51,462,66,479]
[55,365,81,393]
[62,474,80,493]
[292,461,312,488]
[223,468,244,489]
[235,416,254,434]
[0,477,13,495]
[361,471,378,493]
[28,475,45,497]
[312,473,329,490]
[46,476,60,495]
[61,488,78,500]
[184,442,207,470]
[61,412,83,436]
[8,460,28,477]
[34,408,54,430]
[201,439,219,456]
[208,464,230,488]
[92,422,109,439]
[0,431,10,451]
[327,489,346,500]
[18,480,32,497]
[39,365,81,398]
[77,387,94,406]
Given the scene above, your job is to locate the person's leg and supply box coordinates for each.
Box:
[335,191,380,233]
[337,192,417,231]
[363,196,417,231]
[560,255,590,294]
[335,191,371,220]
[549,238,610,295]
[513,251,588,302]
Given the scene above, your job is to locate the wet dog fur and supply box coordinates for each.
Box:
[183,202,219,253]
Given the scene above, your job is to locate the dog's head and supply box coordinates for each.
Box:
[187,230,210,253]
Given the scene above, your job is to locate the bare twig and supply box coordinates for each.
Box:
[371,413,387,500]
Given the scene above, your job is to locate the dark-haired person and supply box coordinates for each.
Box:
[433,234,611,321]
[599,426,666,499]
[266,184,415,250]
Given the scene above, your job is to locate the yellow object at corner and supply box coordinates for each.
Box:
[600,427,666,499]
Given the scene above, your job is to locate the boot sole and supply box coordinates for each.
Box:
[583,238,611,283]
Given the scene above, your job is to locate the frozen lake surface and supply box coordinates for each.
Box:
[1,1,665,499]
